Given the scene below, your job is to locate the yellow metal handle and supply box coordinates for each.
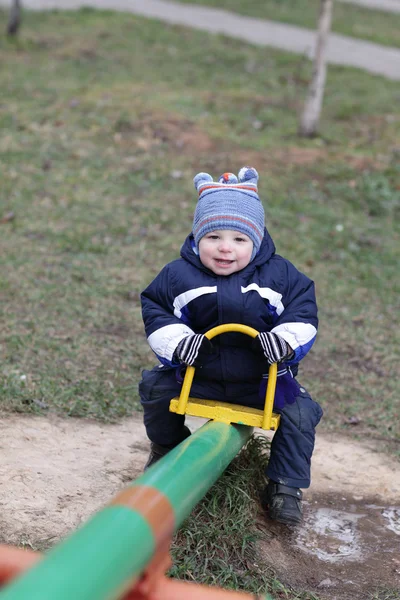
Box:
[175,324,278,429]
[204,323,259,340]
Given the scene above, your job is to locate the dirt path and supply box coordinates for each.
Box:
[0,413,399,599]
[0,0,399,80]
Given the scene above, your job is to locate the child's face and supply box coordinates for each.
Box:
[198,229,253,276]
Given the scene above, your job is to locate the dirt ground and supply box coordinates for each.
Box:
[0,413,399,600]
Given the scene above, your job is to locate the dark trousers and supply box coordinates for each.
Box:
[139,366,323,488]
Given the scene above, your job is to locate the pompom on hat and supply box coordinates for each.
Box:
[192,167,265,261]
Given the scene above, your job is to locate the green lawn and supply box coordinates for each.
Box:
[1,8,399,444]
[174,0,400,48]
[0,7,399,598]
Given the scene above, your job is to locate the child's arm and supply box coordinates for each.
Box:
[141,264,204,367]
[269,259,318,365]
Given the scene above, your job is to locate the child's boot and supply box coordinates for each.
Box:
[144,426,191,470]
[261,480,303,525]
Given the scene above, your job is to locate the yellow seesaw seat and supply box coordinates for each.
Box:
[169,324,280,431]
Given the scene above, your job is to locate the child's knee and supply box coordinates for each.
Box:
[139,366,180,405]
[281,387,323,432]
[139,369,159,403]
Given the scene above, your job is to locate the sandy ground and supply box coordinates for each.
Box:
[0,413,399,599]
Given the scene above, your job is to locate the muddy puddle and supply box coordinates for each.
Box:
[260,493,400,599]
[298,499,400,563]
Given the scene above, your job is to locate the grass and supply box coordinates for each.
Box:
[0,8,399,443]
[0,6,399,596]
[174,0,400,48]
[368,591,400,600]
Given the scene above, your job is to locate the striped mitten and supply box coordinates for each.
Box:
[253,332,290,364]
[175,334,214,367]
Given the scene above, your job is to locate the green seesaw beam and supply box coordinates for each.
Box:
[0,421,273,600]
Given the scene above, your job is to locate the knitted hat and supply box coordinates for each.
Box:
[192,166,264,261]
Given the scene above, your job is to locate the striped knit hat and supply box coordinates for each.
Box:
[192,167,264,261]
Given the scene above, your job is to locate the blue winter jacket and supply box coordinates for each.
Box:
[141,229,317,384]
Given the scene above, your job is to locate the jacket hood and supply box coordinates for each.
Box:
[180,228,276,273]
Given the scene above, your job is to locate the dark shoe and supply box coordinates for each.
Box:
[144,425,191,471]
[261,480,303,525]
[144,441,170,470]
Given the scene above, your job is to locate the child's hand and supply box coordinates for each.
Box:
[252,332,291,364]
[175,334,214,367]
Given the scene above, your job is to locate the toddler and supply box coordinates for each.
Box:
[139,167,323,525]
